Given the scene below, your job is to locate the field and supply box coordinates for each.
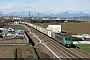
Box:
[0,46,17,58]
[0,45,38,58]
[75,44,90,53]
[4,24,27,31]
[61,22,90,34]
[34,22,90,34]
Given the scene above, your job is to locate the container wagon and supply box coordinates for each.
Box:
[55,33,73,47]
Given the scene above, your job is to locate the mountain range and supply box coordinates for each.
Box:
[2,10,90,18]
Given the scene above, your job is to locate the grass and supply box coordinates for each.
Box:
[75,44,90,53]
[12,48,17,59]
[4,25,27,31]
[28,45,39,58]
[33,23,49,28]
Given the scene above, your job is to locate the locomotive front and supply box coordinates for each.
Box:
[64,37,73,47]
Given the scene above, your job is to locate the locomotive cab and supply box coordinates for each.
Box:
[64,38,73,48]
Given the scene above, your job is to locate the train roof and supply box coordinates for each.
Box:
[55,32,72,38]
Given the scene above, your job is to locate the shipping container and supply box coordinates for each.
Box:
[47,25,61,33]
[51,32,56,39]
[43,28,48,35]
[84,36,90,40]
[89,38,90,41]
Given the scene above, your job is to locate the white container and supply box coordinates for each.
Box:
[76,35,83,38]
[47,25,61,33]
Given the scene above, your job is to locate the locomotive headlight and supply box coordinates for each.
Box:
[68,45,69,46]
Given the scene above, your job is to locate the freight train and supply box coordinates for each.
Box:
[22,22,73,48]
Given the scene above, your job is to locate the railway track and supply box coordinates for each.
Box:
[24,23,90,60]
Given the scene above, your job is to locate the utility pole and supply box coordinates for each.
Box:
[86,13,89,23]
[0,11,2,17]
[37,13,39,23]
[29,10,30,18]
[64,20,65,31]
[0,11,2,21]
[64,20,67,31]
[38,13,39,18]
[29,10,30,23]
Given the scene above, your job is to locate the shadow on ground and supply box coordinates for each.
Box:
[25,32,35,46]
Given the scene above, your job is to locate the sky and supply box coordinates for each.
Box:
[0,0,90,14]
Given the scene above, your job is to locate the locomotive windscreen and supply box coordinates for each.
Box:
[65,38,71,42]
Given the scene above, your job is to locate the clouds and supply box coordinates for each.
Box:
[0,4,11,9]
[0,0,90,13]
[0,4,12,13]
[24,0,90,12]
[31,0,90,10]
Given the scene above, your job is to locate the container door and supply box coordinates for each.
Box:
[48,31,51,37]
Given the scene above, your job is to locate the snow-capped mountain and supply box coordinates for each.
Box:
[3,10,90,17]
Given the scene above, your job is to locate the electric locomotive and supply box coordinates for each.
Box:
[55,33,73,47]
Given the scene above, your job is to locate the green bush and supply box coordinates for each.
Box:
[72,37,82,41]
